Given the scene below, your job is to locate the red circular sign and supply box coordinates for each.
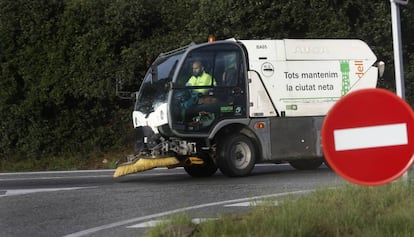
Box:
[321,88,414,186]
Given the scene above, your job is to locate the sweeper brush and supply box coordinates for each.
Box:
[113,156,205,178]
[113,157,180,178]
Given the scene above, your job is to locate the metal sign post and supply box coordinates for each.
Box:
[390,0,408,99]
[390,0,410,182]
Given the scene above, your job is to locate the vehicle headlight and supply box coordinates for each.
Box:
[147,103,168,129]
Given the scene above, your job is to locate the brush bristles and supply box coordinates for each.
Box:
[113,157,180,177]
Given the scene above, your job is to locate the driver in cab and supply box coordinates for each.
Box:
[181,60,218,128]
[186,60,215,94]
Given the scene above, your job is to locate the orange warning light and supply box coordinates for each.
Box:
[255,122,266,129]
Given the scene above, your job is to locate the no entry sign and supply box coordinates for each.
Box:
[321,88,414,186]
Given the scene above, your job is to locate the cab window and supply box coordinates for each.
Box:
[171,43,247,134]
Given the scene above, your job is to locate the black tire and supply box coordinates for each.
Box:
[184,157,218,177]
[217,133,257,177]
[289,159,323,170]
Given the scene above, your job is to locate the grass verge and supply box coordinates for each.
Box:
[146,181,414,237]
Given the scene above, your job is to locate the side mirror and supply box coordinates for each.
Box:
[377,61,385,79]
[116,77,135,100]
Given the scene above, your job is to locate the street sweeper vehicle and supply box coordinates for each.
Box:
[114,38,383,178]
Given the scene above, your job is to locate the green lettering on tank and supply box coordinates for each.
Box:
[340,60,350,96]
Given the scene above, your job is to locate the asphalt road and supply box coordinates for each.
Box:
[0,164,344,237]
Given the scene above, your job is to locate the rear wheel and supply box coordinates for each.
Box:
[289,159,323,170]
[184,156,217,177]
[217,133,256,177]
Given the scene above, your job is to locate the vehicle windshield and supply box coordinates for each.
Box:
[135,49,185,115]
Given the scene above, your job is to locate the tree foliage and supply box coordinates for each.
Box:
[0,0,413,161]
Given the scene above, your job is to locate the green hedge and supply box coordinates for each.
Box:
[1,0,413,161]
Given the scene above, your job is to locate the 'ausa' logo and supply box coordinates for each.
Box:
[293,46,329,54]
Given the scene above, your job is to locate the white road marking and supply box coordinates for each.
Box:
[0,187,92,197]
[224,200,279,207]
[63,189,313,237]
[0,170,115,176]
[126,218,218,228]
[127,199,281,229]
[126,220,163,228]
[0,169,185,181]
[334,123,408,151]
[0,176,110,181]
[224,201,252,207]
[191,218,218,224]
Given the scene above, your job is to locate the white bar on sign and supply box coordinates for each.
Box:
[334,123,408,151]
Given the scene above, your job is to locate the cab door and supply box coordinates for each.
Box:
[170,42,248,135]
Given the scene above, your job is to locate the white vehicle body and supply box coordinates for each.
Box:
[242,39,378,117]
[126,38,381,177]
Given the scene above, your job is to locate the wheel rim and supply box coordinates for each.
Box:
[230,141,252,169]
